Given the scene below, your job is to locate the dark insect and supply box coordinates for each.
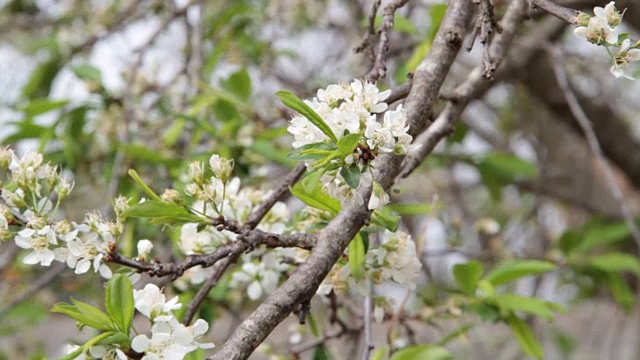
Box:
[355,144,376,164]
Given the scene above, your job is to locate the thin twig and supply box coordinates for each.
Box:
[545,45,640,251]
[530,0,580,25]
[182,256,235,325]
[363,0,410,82]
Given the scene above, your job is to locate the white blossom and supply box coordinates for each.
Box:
[134,283,182,320]
[231,261,280,300]
[137,239,154,259]
[15,226,57,266]
[610,39,640,79]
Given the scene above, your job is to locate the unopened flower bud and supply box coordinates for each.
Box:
[161,189,184,205]
[0,146,13,169]
[576,12,590,27]
[209,155,234,183]
[136,239,153,260]
[113,196,130,217]
[188,161,205,185]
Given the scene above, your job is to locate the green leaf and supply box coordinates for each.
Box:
[21,99,69,117]
[287,142,337,161]
[371,347,389,360]
[302,170,324,193]
[22,58,62,99]
[51,300,114,331]
[506,313,543,359]
[221,68,251,100]
[337,133,361,155]
[588,252,640,275]
[453,260,483,295]
[249,140,293,167]
[290,181,341,214]
[371,207,400,232]
[390,345,452,360]
[97,331,131,346]
[485,260,556,286]
[475,152,537,179]
[122,200,202,225]
[128,169,162,201]
[121,144,181,167]
[494,294,562,320]
[605,272,635,311]
[105,274,134,333]
[72,64,102,84]
[340,164,361,189]
[349,233,366,278]
[437,323,474,346]
[276,90,337,143]
[307,313,321,337]
[312,344,334,360]
[572,222,630,253]
[387,202,440,215]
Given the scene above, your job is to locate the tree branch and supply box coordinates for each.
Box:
[209,2,475,359]
[397,0,530,183]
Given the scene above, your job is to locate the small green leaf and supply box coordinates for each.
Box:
[371,347,389,360]
[312,344,334,360]
[605,272,635,311]
[128,169,162,201]
[340,164,361,189]
[387,202,441,215]
[390,345,452,360]
[588,252,640,275]
[506,313,543,359]
[371,207,400,232]
[287,142,337,161]
[302,170,324,193]
[485,260,556,286]
[21,99,69,116]
[337,133,361,155]
[72,299,115,331]
[72,64,102,83]
[573,222,630,253]
[122,200,202,225]
[494,294,562,320]
[437,323,475,346]
[290,182,341,214]
[453,260,483,296]
[105,274,134,333]
[51,300,114,331]
[349,233,366,278]
[221,68,251,100]
[276,90,337,143]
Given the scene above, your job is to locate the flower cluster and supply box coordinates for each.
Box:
[1,148,122,278]
[178,154,294,294]
[287,79,412,154]
[131,284,214,359]
[63,283,214,359]
[317,231,421,296]
[574,2,640,79]
[286,80,413,209]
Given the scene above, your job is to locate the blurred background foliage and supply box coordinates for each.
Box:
[2,0,640,359]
